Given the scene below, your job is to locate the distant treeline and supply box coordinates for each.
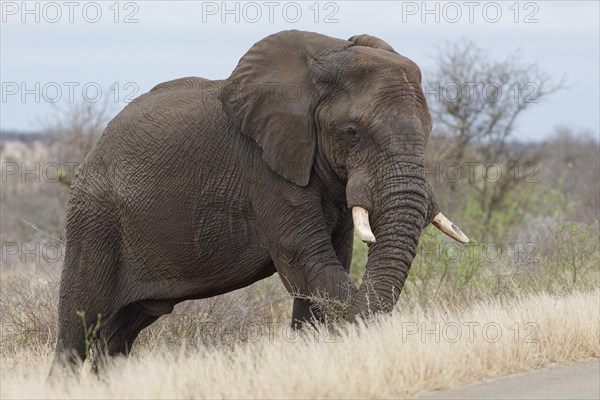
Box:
[1,131,49,144]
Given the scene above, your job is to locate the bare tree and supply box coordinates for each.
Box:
[425,40,564,238]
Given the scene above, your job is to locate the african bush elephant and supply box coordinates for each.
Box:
[50,30,468,373]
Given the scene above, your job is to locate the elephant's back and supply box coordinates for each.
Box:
[66,77,236,220]
[89,77,228,183]
[148,76,210,94]
[105,77,223,142]
[77,76,255,218]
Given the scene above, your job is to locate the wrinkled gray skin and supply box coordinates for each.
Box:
[50,30,442,374]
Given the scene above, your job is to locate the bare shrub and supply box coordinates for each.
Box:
[0,267,60,359]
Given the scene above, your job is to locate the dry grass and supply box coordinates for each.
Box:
[1,288,598,399]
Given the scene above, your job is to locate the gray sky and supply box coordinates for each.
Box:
[1,1,598,141]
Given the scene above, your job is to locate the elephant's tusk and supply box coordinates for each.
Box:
[432,212,470,244]
[352,206,376,244]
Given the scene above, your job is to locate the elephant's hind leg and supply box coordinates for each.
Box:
[49,317,87,377]
[97,300,173,363]
[50,191,121,377]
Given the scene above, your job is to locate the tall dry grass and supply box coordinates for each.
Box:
[1,288,598,399]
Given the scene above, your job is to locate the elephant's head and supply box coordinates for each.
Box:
[222,30,468,317]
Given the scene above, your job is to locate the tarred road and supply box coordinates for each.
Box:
[420,359,600,400]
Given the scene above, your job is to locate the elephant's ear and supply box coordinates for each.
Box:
[348,34,397,53]
[222,30,350,186]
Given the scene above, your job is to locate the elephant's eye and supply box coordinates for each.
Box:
[344,127,360,142]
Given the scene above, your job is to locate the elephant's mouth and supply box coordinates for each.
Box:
[352,206,469,244]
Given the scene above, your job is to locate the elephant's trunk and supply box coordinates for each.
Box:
[348,163,429,317]
[347,160,471,318]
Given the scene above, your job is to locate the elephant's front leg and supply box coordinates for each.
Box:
[255,187,357,326]
[290,209,355,329]
[275,245,356,329]
[291,298,319,329]
[272,235,355,296]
